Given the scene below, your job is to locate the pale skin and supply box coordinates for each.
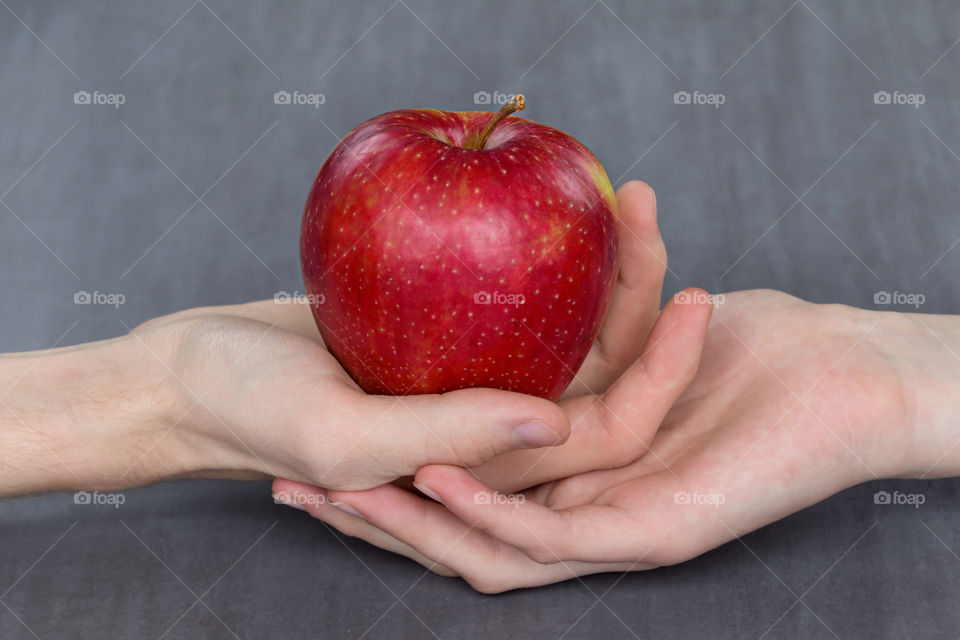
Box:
[0,182,668,499]
[4,182,960,594]
[273,187,960,593]
[0,294,571,498]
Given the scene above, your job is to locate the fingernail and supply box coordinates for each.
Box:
[330,501,364,519]
[414,483,444,504]
[273,492,305,511]
[512,420,562,448]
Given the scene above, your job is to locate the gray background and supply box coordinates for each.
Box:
[1,0,959,637]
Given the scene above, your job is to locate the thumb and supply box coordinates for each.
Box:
[603,287,714,420]
[363,387,570,473]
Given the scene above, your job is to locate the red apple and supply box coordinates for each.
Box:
[300,96,619,400]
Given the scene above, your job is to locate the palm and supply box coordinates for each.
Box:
[516,289,906,566]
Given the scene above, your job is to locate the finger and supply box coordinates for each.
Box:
[603,180,666,348]
[271,478,458,577]
[469,290,713,492]
[414,465,642,564]
[361,387,570,475]
[569,181,666,395]
[288,479,656,592]
[602,287,714,422]
[325,483,601,592]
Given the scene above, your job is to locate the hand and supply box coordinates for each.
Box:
[269,180,705,499]
[559,181,668,398]
[464,180,709,493]
[275,290,959,591]
[156,180,670,494]
[0,298,569,497]
[268,178,715,576]
[260,180,682,499]
[0,178,669,499]
[191,179,670,494]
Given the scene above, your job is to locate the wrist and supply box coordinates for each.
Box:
[880,310,960,479]
[129,316,279,483]
[0,336,183,497]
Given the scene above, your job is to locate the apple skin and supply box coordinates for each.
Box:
[300,107,619,400]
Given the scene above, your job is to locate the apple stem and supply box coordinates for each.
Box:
[470,94,525,150]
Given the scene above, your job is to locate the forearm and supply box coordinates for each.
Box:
[0,338,183,497]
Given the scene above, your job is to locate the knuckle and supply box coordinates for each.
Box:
[596,403,652,468]
[453,442,498,469]
[523,516,574,564]
[654,237,668,268]
[444,429,501,469]
[429,565,459,578]
[646,546,688,567]
[643,534,695,567]
[526,545,560,565]
[331,518,363,539]
[466,575,507,595]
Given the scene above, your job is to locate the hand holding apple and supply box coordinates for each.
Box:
[116,300,570,492]
[274,290,934,592]
[56,179,660,499]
